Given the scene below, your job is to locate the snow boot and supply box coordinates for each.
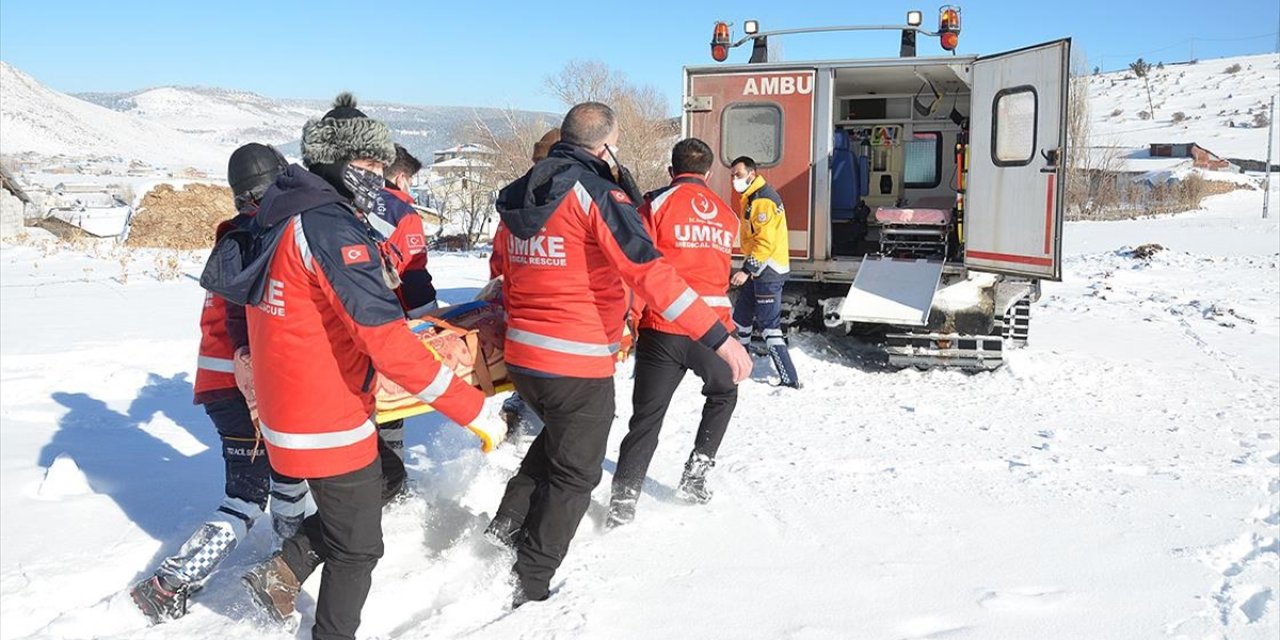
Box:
[484,513,524,549]
[764,331,801,389]
[242,555,300,623]
[159,520,240,583]
[677,452,716,504]
[605,485,640,529]
[129,573,192,625]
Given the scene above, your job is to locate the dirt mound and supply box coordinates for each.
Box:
[125,183,234,250]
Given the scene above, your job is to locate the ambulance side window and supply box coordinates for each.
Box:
[721,103,782,167]
[991,86,1037,167]
[904,132,942,189]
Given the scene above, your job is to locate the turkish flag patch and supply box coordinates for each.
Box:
[610,190,631,204]
[342,244,371,265]
[406,234,425,253]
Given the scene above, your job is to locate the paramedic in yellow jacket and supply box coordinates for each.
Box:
[729,156,800,388]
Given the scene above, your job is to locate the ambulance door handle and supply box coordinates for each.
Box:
[1040,148,1059,173]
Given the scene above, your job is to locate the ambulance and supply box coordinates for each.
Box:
[684,7,1070,369]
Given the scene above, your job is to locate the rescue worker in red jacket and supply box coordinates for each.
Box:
[130,142,311,625]
[489,127,559,281]
[492,128,560,440]
[607,138,741,527]
[483,102,752,607]
[232,94,504,640]
[365,143,432,494]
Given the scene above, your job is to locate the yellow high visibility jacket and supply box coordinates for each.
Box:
[736,175,789,278]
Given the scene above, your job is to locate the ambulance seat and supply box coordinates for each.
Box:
[831,129,867,256]
[831,129,858,221]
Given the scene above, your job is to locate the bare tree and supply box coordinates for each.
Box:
[473,59,676,195]
[434,160,499,251]
[468,108,556,187]
[1065,48,1124,221]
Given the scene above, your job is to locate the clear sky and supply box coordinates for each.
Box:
[1,0,1276,114]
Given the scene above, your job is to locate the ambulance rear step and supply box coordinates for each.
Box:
[885,332,1003,371]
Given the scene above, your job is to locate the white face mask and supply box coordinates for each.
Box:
[732,175,752,193]
[603,144,621,169]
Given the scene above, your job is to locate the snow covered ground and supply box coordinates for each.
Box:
[1,183,1277,639]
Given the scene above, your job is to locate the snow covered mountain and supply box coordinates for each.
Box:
[0,62,229,171]
[74,86,315,148]
[1088,53,1279,162]
[73,86,553,167]
[0,62,554,172]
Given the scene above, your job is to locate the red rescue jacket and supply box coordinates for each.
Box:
[194,214,254,404]
[370,186,436,315]
[637,175,739,335]
[493,143,730,378]
[244,166,483,479]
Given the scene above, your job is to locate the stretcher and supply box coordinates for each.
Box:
[373,281,638,424]
[875,204,953,260]
[375,300,514,424]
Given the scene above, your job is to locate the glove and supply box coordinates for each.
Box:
[233,347,257,421]
[463,407,508,453]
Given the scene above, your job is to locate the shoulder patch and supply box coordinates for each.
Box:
[610,189,631,204]
[342,244,371,265]
[756,212,769,223]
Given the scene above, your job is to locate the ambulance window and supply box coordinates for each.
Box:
[904,132,942,188]
[992,87,1037,166]
[721,103,782,166]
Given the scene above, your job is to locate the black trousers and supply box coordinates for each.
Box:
[494,372,615,601]
[377,419,406,501]
[613,329,738,492]
[278,439,397,640]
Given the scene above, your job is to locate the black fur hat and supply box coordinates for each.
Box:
[301,92,396,168]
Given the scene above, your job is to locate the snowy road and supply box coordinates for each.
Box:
[1,184,1277,639]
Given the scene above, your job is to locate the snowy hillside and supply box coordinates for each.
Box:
[74,87,554,165]
[1089,53,1280,161]
[1,62,554,173]
[0,62,229,171]
[74,87,315,148]
[1,182,1277,639]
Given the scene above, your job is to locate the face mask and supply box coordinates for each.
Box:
[603,144,621,169]
[732,176,752,193]
[342,163,385,213]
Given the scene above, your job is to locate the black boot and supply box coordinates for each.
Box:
[130,573,191,625]
[606,484,640,529]
[483,513,524,549]
[677,452,716,504]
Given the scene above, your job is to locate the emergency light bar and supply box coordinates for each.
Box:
[708,6,961,62]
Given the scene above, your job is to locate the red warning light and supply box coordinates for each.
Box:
[711,21,731,62]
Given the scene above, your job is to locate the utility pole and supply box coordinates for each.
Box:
[1265,94,1274,219]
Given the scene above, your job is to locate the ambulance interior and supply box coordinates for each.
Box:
[827,63,970,262]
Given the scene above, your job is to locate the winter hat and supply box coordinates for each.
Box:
[301,92,396,168]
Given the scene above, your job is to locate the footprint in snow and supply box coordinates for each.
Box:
[978,587,1072,613]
